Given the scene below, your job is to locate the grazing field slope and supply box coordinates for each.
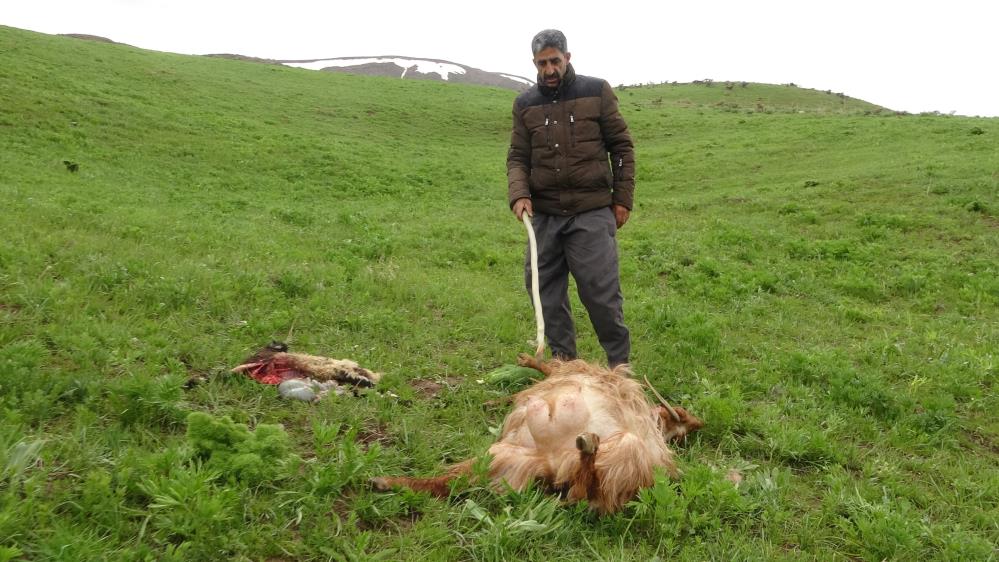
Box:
[1,25,997,561]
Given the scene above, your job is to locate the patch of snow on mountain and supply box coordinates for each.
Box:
[500,74,534,86]
[283,58,466,80]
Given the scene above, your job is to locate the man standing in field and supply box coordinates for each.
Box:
[507,29,635,367]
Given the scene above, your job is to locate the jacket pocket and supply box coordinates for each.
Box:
[612,155,624,183]
[544,113,553,148]
[569,113,576,147]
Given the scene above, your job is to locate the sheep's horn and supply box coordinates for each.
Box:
[231,361,263,373]
[644,375,681,422]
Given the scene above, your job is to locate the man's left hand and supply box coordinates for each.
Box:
[613,205,631,229]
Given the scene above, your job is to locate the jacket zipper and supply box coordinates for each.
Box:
[569,113,576,147]
[544,114,552,148]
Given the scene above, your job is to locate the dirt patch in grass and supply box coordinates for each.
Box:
[330,496,356,524]
[361,510,422,533]
[357,421,393,446]
[964,428,999,456]
[409,376,463,399]
[330,494,423,532]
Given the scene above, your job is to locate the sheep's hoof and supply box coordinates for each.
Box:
[575,432,600,455]
[517,353,540,370]
[369,477,391,492]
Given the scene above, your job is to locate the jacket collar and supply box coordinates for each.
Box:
[536,63,576,99]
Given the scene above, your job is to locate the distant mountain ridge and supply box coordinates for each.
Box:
[209,54,534,91]
[56,33,534,91]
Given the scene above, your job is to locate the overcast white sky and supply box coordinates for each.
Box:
[5,0,998,116]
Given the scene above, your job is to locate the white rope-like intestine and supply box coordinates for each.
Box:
[523,213,546,360]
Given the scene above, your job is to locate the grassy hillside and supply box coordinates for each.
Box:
[1,25,997,561]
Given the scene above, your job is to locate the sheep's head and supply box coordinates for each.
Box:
[642,375,704,443]
[655,404,704,443]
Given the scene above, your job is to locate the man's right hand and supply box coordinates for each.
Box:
[512,198,533,222]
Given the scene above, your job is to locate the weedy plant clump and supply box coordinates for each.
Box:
[185,411,298,485]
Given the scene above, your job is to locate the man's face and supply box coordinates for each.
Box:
[533,47,570,89]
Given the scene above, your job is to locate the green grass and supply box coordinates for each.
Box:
[1,25,998,561]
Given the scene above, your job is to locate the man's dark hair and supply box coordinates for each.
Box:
[531,29,567,55]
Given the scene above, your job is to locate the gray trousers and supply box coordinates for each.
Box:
[525,206,630,366]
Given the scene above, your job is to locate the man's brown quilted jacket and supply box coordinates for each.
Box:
[507,64,635,216]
